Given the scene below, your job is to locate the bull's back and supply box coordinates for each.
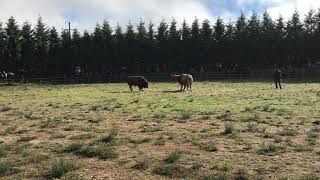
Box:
[127,76,146,85]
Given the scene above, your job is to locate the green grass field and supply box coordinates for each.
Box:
[0,82,319,179]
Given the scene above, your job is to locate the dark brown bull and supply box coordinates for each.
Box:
[171,73,193,91]
[127,76,150,91]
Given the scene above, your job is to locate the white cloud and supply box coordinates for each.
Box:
[1,0,320,33]
[236,0,320,20]
[0,0,217,33]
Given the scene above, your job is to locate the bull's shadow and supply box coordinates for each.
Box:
[161,90,184,93]
[108,91,144,94]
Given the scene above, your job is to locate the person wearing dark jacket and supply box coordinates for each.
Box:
[273,67,283,89]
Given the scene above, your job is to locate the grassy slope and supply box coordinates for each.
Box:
[0,82,319,179]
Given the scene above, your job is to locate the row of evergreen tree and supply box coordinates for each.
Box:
[1,9,320,76]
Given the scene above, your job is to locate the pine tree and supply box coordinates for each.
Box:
[20,22,34,71]
[181,19,191,41]
[34,17,49,74]
[49,27,60,52]
[287,10,303,40]
[304,9,317,38]
[224,22,235,41]
[101,20,112,42]
[114,23,123,42]
[247,12,261,41]
[235,12,247,40]
[261,11,275,40]
[147,21,155,41]
[5,16,20,71]
[71,29,81,57]
[61,30,70,48]
[156,20,168,42]
[275,16,286,40]
[191,18,200,41]
[125,22,135,41]
[48,26,60,74]
[137,20,147,41]
[201,19,212,41]
[315,8,320,34]
[93,23,103,45]
[214,18,225,43]
[0,23,7,69]
[168,18,180,41]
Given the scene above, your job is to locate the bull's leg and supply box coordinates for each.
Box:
[180,85,183,91]
[129,85,133,91]
[183,85,186,91]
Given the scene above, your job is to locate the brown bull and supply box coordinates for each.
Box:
[171,73,193,91]
[127,76,150,91]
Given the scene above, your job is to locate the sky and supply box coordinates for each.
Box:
[0,0,320,33]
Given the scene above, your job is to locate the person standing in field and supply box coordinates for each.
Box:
[273,67,283,89]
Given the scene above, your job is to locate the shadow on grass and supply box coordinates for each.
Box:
[161,90,183,93]
[0,83,18,87]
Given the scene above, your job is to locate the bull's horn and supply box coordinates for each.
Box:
[170,73,180,77]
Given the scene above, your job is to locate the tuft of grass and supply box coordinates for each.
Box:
[261,104,276,112]
[76,145,97,157]
[18,135,37,142]
[217,110,232,121]
[298,174,320,180]
[278,128,298,136]
[0,144,11,157]
[164,150,181,163]
[200,142,218,152]
[152,164,186,177]
[153,112,166,119]
[257,144,286,156]
[132,159,149,170]
[128,137,151,144]
[154,136,166,146]
[64,143,84,153]
[95,144,118,159]
[0,106,12,112]
[4,127,16,135]
[43,158,77,179]
[241,114,260,122]
[24,153,49,164]
[312,120,320,125]
[245,123,260,133]
[294,145,313,152]
[0,160,13,176]
[191,162,202,171]
[233,168,249,180]
[65,143,117,159]
[219,164,232,172]
[69,133,95,140]
[224,123,235,135]
[180,111,192,120]
[203,172,229,180]
[98,127,118,144]
[50,133,66,140]
[273,135,283,143]
[140,125,162,132]
[40,117,63,128]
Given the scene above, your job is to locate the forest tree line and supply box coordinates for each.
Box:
[1,9,320,76]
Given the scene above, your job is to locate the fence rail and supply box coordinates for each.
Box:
[1,70,319,84]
